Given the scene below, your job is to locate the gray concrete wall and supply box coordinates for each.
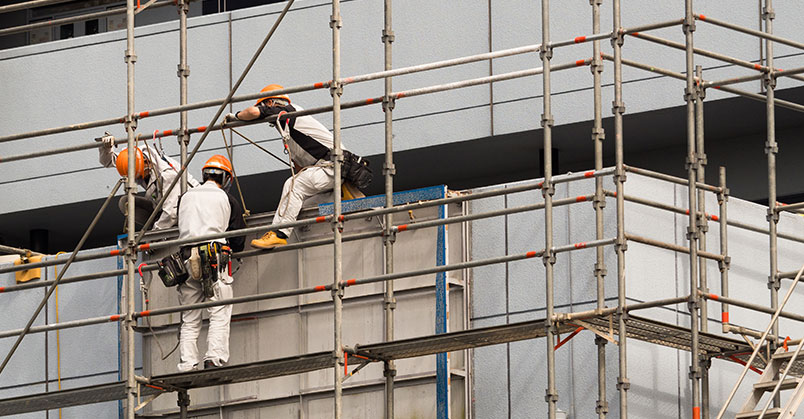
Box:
[2,0,803,215]
[469,173,804,418]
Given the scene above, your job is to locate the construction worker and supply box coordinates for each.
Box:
[176,155,245,371]
[225,84,371,249]
[99,135,199,230]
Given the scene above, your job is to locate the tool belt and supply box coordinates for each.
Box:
[159,242,231,299]
[332,150,372,191]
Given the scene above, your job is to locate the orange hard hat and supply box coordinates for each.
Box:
[255,84,290,106]
[116,147,146,178]
[203,155,233,176]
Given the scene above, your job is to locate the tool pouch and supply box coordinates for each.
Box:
[157,253,188,287]
[199,245,217,299]
[341,150,373,191]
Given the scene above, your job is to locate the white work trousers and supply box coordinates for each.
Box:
[177,272,233,371]
[273,166,335,237]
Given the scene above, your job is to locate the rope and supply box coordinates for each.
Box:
[228,127,290,168]
[219,126,251,217]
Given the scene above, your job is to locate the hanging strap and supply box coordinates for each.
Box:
[219,125,251,217]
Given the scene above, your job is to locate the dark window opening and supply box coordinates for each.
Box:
[59,23,74,39]
[85,19,99,35]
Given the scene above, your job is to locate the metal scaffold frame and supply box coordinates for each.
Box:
[1,0,804,418]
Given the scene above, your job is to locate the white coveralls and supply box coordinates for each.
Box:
[257,103,349,237]
[176,180,234,371]
[100,144,200,229]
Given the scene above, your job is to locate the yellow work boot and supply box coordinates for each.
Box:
[251,231,287,249]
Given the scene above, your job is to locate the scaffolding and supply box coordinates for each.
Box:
[1,0,804,418]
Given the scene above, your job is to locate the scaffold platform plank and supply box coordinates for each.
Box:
[0,314,764,416]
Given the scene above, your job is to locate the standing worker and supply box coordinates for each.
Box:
[98,134,199,230]
[225,84,371,249]
[175,155,245,371]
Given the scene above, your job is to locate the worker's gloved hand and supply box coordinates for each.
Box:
[100,132,115,149]
[224,113,239,124]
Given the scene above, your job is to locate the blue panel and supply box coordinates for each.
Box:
[435,185,448,419]
[317,185,448,215]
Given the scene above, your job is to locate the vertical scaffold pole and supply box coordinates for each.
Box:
[124,0,138,416]
[330,0,345,417]
[382,0,397,417]
[177,0,190,193]
[763,2,780,394]
[718,167,730,335]
[611,0,629,417]
[591,1,607,418]
[611,0,631,419]
[694,65,710,419]
[684,0,702,417]
[540,1,557,418]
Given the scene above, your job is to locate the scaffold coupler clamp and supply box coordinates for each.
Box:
[762,5,776,21]
[329,79,343,98]
[124,48,137,64]
[767,206,780,223]
[176,63,190,79]
[589,0,603,6]
[764,69,778,89]
[384,294,397,311]
[768,273,781,291]
[596,399,609,415]
[616,305,629,322]
[611,28,625,48]
[124,114,138,132]
[383,227,397,245]
[544,389,559,403]
[593,189,606,209]
[615,235,628,252]
[542,250,556,267]
[616,376,630,391]
[382,94,396,112]
[381,28,395,44]
[541,180,554,199]
[332,282,345,299]
[329,12,342,30]
[718,255,731,273]
[177,389,190,409]
[688,363,702,380]
[176,0,189,12]
[687,293,700,311]
[593,262,607,279]
[682,16,696,34]
[539,43,553,61]
[384,360,397,378]
[686,225,699,241]
[611,99,626,118]
[383,161,396,177]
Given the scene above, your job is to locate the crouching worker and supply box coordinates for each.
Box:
[175,155,245,371]
[98,134,199,230]
[225,84,372,250]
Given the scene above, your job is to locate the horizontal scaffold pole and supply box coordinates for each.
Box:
[0,18,683,146]
[600,54,804,114]
[695,14,804,51]
[0,0,75,13]
[0,175,612,289]
[0,235,620,339]
[1,58,593,164]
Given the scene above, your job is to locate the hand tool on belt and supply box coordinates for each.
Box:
[176,242,232,298]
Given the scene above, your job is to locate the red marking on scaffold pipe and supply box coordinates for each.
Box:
[0,287,5,293]
[710,214,719,221]
[138,111,149,119]
[727,355,762,374]
[137,263,147,278]
[575,59,587,67]
[397,224,408,232]
[537,182,544,189]
[196,126,207,132]
[365,98,375,105]
[110,249,121,256]
[574,36,587,43]
[584,171,595,178]
[346,279,357,286]
[344,353,348,375]
[574,242,587,249]
[693,406,700,419]
[784,336,791,352]
[525,251,538,258]
[316,216,327,223]
[575,196,588,202]
[146,384,164,391]
[555,326,584,350]
[110,315,121,322]
[162,129,173,137]
[631,32,640,37]
[697,14,707,21]
[754,64,762,70]
[708,293,719,300]
[139,243,151,251]
[721,312,729,323]
[314,82,325,89]
[395,92,406,99]
[338,215,345,222]
[140,310,151,317]
[315,285,327,291]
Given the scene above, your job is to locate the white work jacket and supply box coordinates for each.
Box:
[100,144,200,229]
[177,180,231,246]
